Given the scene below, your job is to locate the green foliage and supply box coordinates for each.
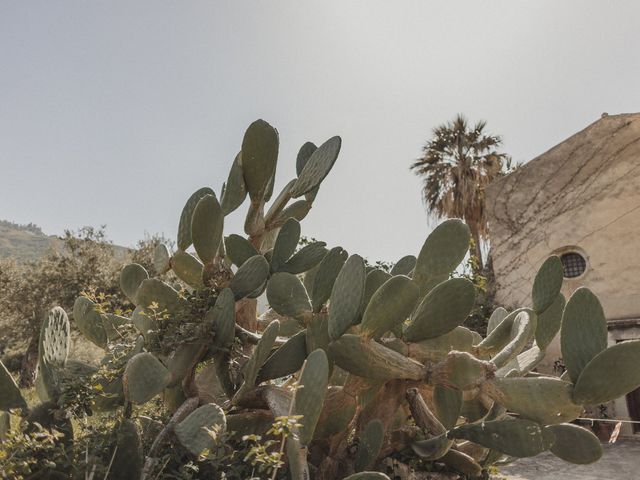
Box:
[2,119,638,480]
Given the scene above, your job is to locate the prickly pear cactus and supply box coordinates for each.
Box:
[5,119,640,480]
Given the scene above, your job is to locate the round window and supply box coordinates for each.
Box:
[560,252,587,278]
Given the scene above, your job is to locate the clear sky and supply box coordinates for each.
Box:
[2,1,640,263]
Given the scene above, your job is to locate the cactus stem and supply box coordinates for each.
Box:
[141,396,200,480]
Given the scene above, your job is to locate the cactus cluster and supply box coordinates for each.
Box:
[2,119,640,479]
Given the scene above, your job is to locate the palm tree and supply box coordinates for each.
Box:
[411,114,512,271]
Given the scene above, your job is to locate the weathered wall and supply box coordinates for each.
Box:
[487,113,640,319]
[486,113,640,434]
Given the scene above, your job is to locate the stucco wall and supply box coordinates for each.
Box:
[487,113,640,320]
[486,113,640,412]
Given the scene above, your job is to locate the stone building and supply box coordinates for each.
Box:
[486,112,640,435]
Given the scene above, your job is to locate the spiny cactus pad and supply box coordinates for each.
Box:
[123,352,172,404]
[328,254,366,340]
[208,288,236,350]
[449,419,555,458]
[411,433,454,461]
[412,219,470,292]
[225,233,259,267]
[404,278,475,342]
[573,340,640,404]
[191,193,224,264]
[257,329,308,383]
[535,293,565,350]
[487,377,582,425]
[39,306,71,366]
[531,255,564,314]
[241,119,279,202]
[292,349,329,445]
[221,152,247,215]
[560,287,607,383]
[229,254,270,300]
[72,297,107,348]
[153,243,171,274]
[546,423,602,464]
[280,241,328,274]
[271,218,301,272]
[174,403,227,456]
[310,246,348,311]
[177,187,215,251]
[360,275,420,339]
[290,136,341,198]
[266,272,312,322]
[120,263,149,302]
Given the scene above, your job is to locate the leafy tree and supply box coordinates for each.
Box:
[0,227,122,386]
[411,114,513,271]
[0,228,172,386]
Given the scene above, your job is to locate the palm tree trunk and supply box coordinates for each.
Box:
[469,224,484,273]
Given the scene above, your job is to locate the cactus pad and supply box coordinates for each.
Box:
[535,293,565,350]
[449,418,554,458]
[411,433,454,461]
[177,187,215,251]
[546,423,602,464]
[487,307,508,335]
[153,243,171,274]
[560,287,607,383]
[290,136,341,197]
[404,278,475,342]
[120,263,149,303]
[207,288,236,350]
[413,219,470,292]
[343,473,390,480]
[171,250,204,288]
[39,306,71,366]
[229,254,270,300]
[221,152,247,215]
[280,241,328,274]
[232,320,280,403]
[390,254,417,276]
[311,246,348,311]
[488,377,582,425]
[135,278,187,313]
[175,403,227,456]
[433,386,462,430]
[271,218,301,272]
[191,193,224,264]
[72,297,107,348]
[328,255,366,340]
[257,329,308,383]
[266,272,312,322]
[573,340,640,404]
[123,352,171,404]
[293,349,329,445]
[225,234,259,267]
[329,334,425,381]
[241,119,279,202]
[360,275,420,339]
[532,255,564,314]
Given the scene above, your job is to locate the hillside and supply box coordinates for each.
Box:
[0,220,129,261]
[0,220,65,261]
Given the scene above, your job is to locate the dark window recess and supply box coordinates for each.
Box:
[560,252,587,278]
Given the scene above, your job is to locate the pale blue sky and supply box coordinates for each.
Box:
[2,1,639,262]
